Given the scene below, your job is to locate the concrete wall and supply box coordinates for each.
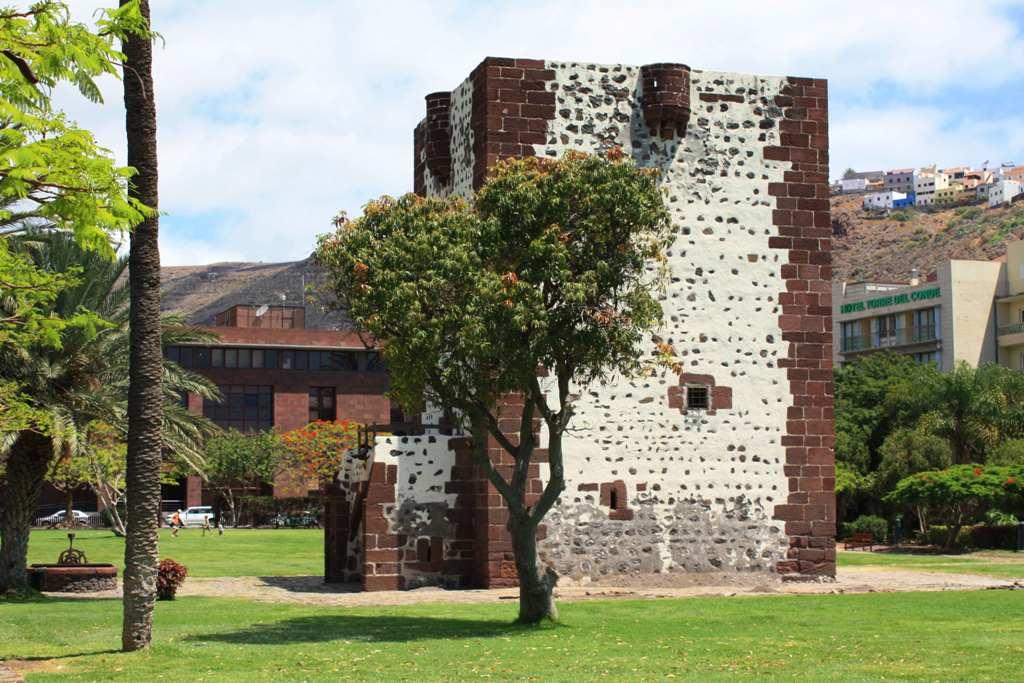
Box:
[946,260,1006,367]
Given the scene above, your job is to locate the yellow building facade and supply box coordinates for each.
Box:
[833,245,1024,371]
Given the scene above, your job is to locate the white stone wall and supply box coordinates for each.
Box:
[531,62,792,576]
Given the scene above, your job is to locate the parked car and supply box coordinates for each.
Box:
[34,509,93,527]
[164,505,215,528]
[272,511,320,529]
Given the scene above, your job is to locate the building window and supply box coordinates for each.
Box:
[914,307,937,341]
[685,386,709,410]
[164,345,387,373]
[914,351,939,366]
[841,321,862,351]
[875,314,898,347]
[204,385,274,432]
[309,387,336,422]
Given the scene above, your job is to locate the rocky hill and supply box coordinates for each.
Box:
[831,194,1024,283]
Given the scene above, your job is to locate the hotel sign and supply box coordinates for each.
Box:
[840,286,941,315]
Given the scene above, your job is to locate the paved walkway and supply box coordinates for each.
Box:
[0,663,23,683]
[57,566,1018,607]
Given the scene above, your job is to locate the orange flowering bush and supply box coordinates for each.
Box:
[280,420,361,484]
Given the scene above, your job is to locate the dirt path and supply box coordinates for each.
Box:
[56,566,1018,607]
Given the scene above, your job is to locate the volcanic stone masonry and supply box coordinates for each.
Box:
[327,56,834,590]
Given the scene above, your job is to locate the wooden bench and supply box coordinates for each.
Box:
[842,532,875,551]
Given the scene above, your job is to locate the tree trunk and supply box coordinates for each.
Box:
[65,487,75,528]
[509,515,557,624]
[0,430,53,594]
[120,0,162,653]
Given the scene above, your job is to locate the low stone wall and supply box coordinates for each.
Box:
[29,564,117,593]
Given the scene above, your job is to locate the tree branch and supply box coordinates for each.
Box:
[2,49,38,84]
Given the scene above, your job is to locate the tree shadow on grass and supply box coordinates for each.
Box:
[257,576,361,593]
[187,613,561,645]
[12,649,120,662]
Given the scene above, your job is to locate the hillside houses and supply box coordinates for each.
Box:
[837,163,1024,211]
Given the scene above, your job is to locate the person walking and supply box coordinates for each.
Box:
[201,514,211,537]
[170,510,182,537]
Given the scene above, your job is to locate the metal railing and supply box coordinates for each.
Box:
[841,325,938,352]
[998,322,1024,336]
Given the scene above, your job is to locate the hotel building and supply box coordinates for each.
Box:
[833,240,1024,372]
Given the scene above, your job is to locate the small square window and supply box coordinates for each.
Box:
[686,386,709,410]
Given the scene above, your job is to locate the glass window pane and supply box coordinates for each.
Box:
[195,347,210,368]
[238,348,251,368]
[225,348,238,368]
[212,348,224,367]
[252,350,264,368]
[281,351,293,370]
[294,351,307,370]
[166,346,179,363]
[180,347,193,368]
[265,350,277,369]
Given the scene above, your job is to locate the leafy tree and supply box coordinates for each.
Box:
[280,420,360,486]
[317,151,671,623]
[45,434,95,528]
[842,168,858,180]
[989,439,1024,467]
[78,421,129,535]
[835,460,872,523]
[118,0,162,651]
[874,427,952,531]
[201,429,288,527]
[834,352,924,473]
[0,1,151,434]
[0,232,218,594]
[885,464,1024,550]
[875,427,952,496]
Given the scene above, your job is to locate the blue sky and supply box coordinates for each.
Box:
[57,0,1024,265]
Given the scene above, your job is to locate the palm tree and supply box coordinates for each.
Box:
[119,0,162,652]
[0,232,218,594]
[914,362,1007,464]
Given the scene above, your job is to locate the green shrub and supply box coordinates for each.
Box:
[956,206,982,220]
[919,523,1018,550]
[842,514,888,542]
[983,509,1018,525]
[918,525,971,550]
[989,439,1024,466]
[891,210,914,222]
[970,524,1019,550]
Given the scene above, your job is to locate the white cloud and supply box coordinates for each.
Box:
[51,0,1024,264]
[831,106,1024,175]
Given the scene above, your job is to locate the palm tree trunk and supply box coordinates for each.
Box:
[0,430,52,594]
[120,0,163,652]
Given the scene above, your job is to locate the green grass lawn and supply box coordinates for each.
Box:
[26,528,322,577]
[839,549,1024,579]
[3,591,1024,681]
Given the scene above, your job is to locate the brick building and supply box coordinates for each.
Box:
[158,261,392,507]
[325,56,836,590]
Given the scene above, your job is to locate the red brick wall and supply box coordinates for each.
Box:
[468,57,556,191]
[764,77,837,579]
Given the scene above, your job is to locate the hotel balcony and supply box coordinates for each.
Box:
[997,321,1024,348]
[840,325,939,353]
